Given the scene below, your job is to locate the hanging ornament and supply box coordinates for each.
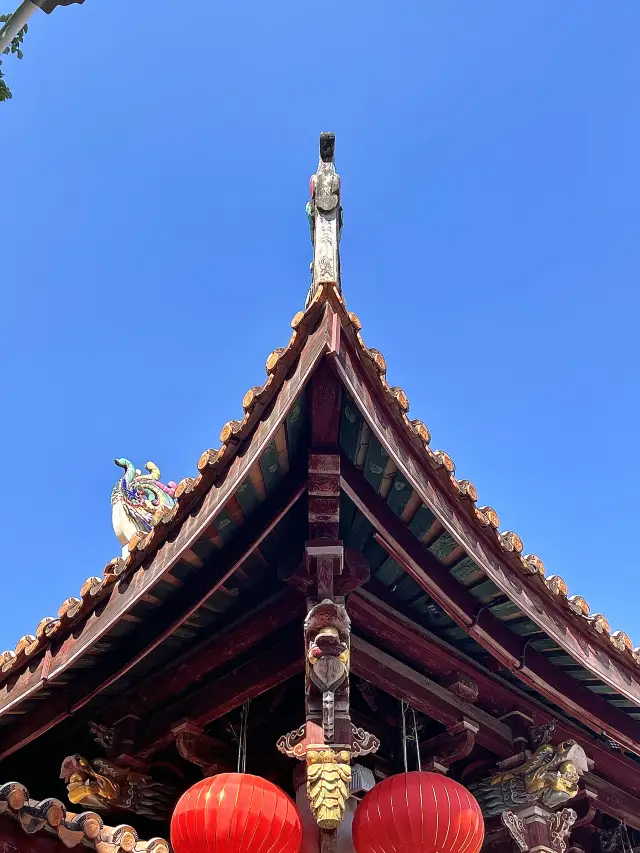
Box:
[352,771,484,853]
[170,773,302,853]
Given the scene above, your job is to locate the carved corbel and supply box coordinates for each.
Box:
[502,806,577,853]
[442,672,479,704]
[421,718,479,771]
[172,722,233,776]
[571,788,598,828]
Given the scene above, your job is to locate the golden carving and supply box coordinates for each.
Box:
[306,748,352,829]
[471,740,588,818]
[60,755,176,820]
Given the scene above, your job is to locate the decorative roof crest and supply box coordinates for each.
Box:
[306,132,342,307]
[111,458,176,556]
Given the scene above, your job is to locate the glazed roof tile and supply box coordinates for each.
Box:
[0,781,169,853]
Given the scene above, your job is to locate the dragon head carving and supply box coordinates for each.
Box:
[60,755,177,820]
[470,740,589,818]
[60,754,119,811]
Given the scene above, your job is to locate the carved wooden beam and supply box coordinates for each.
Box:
[350,634,513,756]
[341,456,640,756]
[348,588,640,800]
[172,722,234,776]
[583,772,640,831]
[139,636,303,758]
[98,589,305,725]
[421,718,479,770]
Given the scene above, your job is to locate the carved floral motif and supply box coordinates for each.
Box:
[306,749,352,830]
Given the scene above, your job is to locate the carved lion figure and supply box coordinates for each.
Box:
[470,740,589,818]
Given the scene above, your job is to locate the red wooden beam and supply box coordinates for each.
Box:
[310,356,342,449]
[350,635,513,756]
[139,636,304,758]
[331,334,640,713]
[585,772,640,831]
[0,470,307,763]
[349,589,640,798]
[99,589,306,724]
[341,456,640,756]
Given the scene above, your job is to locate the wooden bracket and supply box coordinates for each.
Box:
[421,718,479,769]
[172,721,233,776]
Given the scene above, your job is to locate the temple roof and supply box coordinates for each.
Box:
[0,781,169,853]
[0,134,638,778]
[0,286,637,692]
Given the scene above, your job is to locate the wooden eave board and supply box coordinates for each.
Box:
[332,325,640,736]
[0,306,331,719]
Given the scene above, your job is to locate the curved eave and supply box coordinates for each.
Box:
[327,290,640,744]
[0,287,333,712]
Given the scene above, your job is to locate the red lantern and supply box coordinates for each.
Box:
[352,771,484,853]
[170,773,302,853]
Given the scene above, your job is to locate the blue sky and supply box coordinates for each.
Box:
[1,1,639,651]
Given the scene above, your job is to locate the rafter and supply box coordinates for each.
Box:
[0,470,307,762]
[139,636,304,758]
[348,589,640,799]
[341,456,640,755]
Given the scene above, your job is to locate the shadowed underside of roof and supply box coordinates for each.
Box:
[0,284,638,766]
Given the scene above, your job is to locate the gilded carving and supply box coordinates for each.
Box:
[470,740,588,818]
[306,749,352,830]
[60,755,176,820]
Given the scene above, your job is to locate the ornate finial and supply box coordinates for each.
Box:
[111,459,177,557]
[306,132,342,307]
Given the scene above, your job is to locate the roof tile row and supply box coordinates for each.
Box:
[1,286,638,692]
[0,781,169,853]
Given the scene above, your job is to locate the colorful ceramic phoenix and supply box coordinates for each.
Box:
[111,458,176,555]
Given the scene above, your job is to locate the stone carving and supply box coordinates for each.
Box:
[470,740,588,818]
[111,459,176,555]
[306,748,352,830]
[305,599,350,742]
[502,811,528,852]
[60,755,176,820]
[550,809,578,853]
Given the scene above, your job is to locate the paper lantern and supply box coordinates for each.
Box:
[170,773,302,853]
[352,771,484,853]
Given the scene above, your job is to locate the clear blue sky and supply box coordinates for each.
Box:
[1,1,638,651]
